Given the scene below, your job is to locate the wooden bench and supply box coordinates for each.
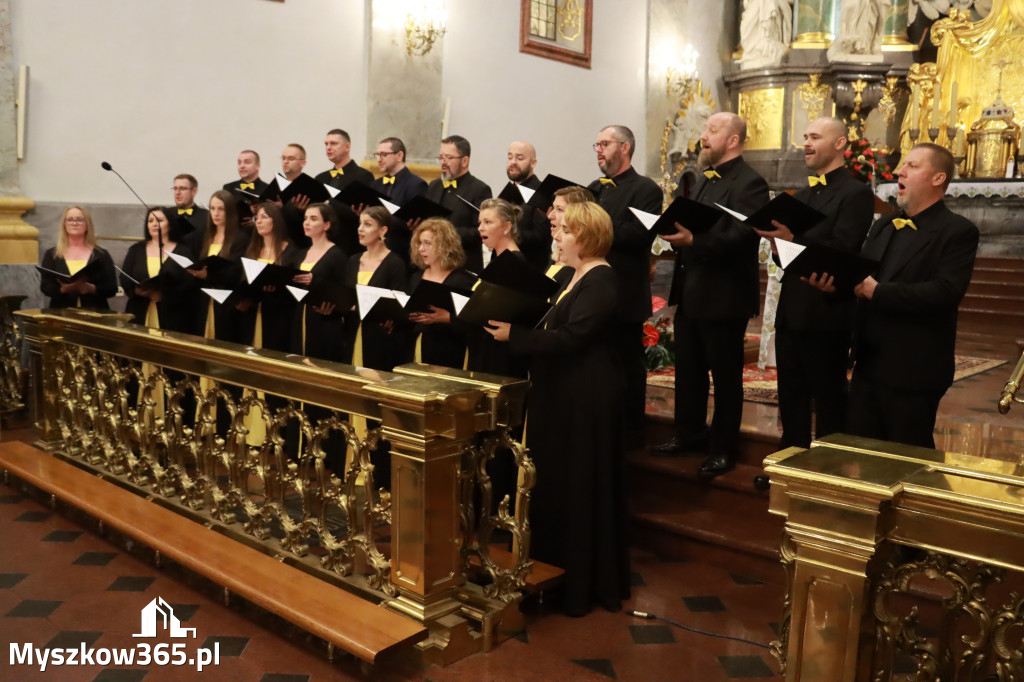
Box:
[0,441,427,664]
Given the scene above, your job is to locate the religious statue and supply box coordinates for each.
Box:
[668,100,713,159]
[738,0,793,70]
[828,0,885,62]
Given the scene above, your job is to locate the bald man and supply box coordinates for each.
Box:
[504,141,552,271]
[754,117,874,449]
[653,112,769,479]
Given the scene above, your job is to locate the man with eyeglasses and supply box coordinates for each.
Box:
[171,174,208,237]
[373,137,427,266]
[424,135,492,273]
[586,125,662,448]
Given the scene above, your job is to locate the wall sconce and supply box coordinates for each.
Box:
[665,44,699,98]
[406,0,447,56]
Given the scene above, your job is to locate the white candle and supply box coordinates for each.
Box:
[932,80,942,126]
[948,81,958,129]
[909,84,919,129]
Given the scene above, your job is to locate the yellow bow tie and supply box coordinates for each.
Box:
[178,208,193,215]
[381,176,395,185]
[599,177,616,186]
[443,179,458,189]
[239,182,255,190]
[808,175,827,187]
[893,218,917,231]
[704,170,721,180]
[330,169,344,178]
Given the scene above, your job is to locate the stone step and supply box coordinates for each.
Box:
[630,509,784,586]
[966,280,1024,297]
[628,455,771,520]
[961,292,1024,313]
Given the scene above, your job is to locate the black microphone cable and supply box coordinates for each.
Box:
[626,610,772,650]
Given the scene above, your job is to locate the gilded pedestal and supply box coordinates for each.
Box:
[0,196,37,264]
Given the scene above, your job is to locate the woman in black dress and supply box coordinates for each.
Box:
[39,206,117,309]
[486,202,627,617]
[185,190,248,342]
[291,202,349,471]
[238,202,298,353]
[343,206,409,371]
[291,202,348,362]
[407,218,474,368]
[120,207,195,333]
[467,198,528,378]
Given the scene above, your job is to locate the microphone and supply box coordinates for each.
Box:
[101,161,163,264]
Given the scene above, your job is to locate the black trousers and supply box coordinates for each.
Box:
[775,328,850,449]
[613,321,646,445]
[673,314,748,455]
[846,370,945,449]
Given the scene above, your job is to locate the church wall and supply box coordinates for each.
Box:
[439,0,651,193]
[10,0,368,209]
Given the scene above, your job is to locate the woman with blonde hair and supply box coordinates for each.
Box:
[486,201,628,617]
[39,206,116,309]
[407,218,474,368]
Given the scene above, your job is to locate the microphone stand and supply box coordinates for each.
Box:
[101,161,163,265]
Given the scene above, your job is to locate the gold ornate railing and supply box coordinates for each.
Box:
[16,307,534,665]
[0,294,26,415]
[764,433,1024,682]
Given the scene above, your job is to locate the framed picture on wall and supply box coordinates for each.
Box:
[519,0,592,69]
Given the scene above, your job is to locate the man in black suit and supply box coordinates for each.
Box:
[504,140,552,272]
[222,149,268,193]
[315,128,375,189]
[652,112,768,478]
[753,116,874,449]
[171,173,208,236]
[423,135,492,273]
[586,125,663,446]
[810,143,978,448]
[374,136,427,264]
[373,136,427,205]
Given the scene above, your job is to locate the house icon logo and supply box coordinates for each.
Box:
[133,597,196,638]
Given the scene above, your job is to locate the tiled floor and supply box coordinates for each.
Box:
[0,476,782,681]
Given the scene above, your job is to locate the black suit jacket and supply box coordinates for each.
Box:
[777,166,875,332]
[39,246,117,309]
[509,174,552,272]
[374,166,428,206]
[176,206,209,238]
[222,177,269,193]
[120,240,197,333]
[315,160,375,190]
[854,200,978,391]
[669,156,768,320]
[424,172,492,273]
[376,166,429,266]
[587,166,663,322]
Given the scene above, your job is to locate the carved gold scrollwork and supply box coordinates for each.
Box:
[877,76,903,126]
[769,530,795,673]
[461,427,535,603]
[796,73,831,123]
[49,344,395,597]
[738,88,786,151]
[0,296,26,412]
[871,550,1022,681]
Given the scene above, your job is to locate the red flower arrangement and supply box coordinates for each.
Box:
[844,139,894,183]
[642,321,660,347]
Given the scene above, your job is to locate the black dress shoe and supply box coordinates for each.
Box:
[697,454,735,479]
[650,433,709,457]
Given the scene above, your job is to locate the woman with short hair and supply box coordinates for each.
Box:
[486,201,628,617]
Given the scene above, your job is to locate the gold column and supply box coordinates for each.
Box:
[0,196,38,264]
